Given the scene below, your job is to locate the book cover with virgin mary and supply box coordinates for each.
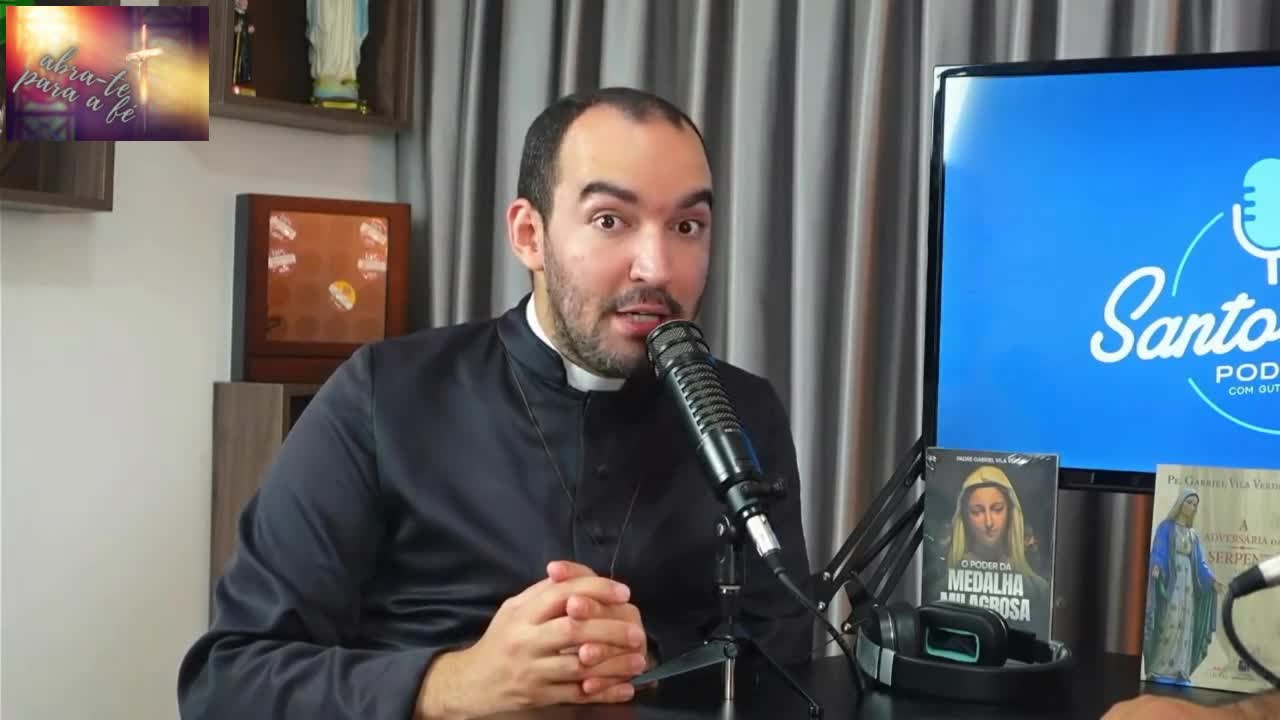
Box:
[1142,486,1221,686]
[922,448,1059,640]
[1142,465,1280,694]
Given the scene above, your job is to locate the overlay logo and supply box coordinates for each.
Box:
[3,5,208,141]
[1089,159,1280,435]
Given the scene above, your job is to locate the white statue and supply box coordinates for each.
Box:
[306,0,369,106]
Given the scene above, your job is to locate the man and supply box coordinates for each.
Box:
[1104,692,1280,719]
[176,87,813,720]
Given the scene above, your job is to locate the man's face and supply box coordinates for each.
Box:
[965,486,1009,554]
[538,106,713,377]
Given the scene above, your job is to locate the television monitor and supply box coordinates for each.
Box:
[923,50,1280,493]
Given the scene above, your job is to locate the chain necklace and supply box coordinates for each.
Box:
[500,336,643,580]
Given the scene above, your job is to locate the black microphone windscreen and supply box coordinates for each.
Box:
[646,320,709,372]
[645,320,742,436]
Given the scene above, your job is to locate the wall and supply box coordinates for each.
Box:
[1,199,4,716]
[0,116,396,719]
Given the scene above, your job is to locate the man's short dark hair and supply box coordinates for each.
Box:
[516,87,707,223]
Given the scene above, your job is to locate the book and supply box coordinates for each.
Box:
[921,447,1060,641]
[1141,463,1280,693]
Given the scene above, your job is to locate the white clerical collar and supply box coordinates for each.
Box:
[526,296,625,392]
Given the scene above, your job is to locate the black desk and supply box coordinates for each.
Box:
[490,653,1247,720]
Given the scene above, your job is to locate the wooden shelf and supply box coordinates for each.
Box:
[0,143,115,211]
[0,0,118,213]
[209,380,320,617]
[216,92,408,135]
[160,0,416,135]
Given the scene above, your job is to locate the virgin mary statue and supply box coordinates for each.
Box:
[1143,488,1222,685]
[306,0,370,105]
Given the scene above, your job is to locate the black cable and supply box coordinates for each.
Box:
[771,564,866,695]
[1222,585,1280,688]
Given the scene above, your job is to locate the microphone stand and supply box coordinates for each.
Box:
[630,482,823,718]
[812,435,926,633]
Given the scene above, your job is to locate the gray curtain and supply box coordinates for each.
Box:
[396,0,1280,657]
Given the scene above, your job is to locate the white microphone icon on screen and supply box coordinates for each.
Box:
[1232,158,1280,286]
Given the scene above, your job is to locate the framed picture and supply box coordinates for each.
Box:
[232,193,410,384]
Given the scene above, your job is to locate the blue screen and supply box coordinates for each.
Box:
[934,64,1280,473]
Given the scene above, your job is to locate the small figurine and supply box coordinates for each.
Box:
[306,0,370,112]
[232,0,255,96]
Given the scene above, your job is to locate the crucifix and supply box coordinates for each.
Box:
[124,23,163,135]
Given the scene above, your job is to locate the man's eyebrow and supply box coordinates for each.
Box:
[579,181,638,205]
[577,181,714,211]
[678,189,713,210]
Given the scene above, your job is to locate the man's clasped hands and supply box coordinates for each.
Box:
[416,560,655,719]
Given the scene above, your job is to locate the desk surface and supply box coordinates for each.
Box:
[490,653,1247,719]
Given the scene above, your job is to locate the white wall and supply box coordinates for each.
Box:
[1,195,5,717]
[0,116,396,719]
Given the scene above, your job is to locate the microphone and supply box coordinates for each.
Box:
[644,319,785,572]
[1229,554,1280,599]
[1232,157,1280,286]
[644,319,866,691]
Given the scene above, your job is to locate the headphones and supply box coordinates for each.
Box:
[854,600,1075,707]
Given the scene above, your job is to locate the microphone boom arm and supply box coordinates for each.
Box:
[814,436,926,628]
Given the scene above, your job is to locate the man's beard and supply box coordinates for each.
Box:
[542,240,685,378]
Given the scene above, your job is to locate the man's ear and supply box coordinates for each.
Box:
[507,198,545,273]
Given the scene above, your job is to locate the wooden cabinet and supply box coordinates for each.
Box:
[159,0,417,134]
[209,381,318,617]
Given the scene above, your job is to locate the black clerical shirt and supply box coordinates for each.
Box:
[177,296,813,720]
